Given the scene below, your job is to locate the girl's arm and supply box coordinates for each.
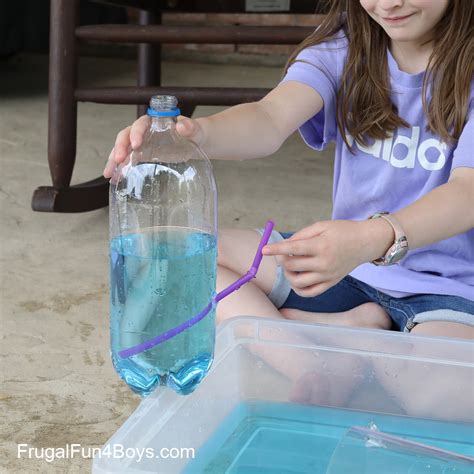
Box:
[262,167,474,297]
[104,81,323,177]
[367,167,474,260]
[198,81,323,160]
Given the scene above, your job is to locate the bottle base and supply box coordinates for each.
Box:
[114,353,213,397]
[166,353,213,396]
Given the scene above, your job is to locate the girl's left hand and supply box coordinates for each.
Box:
[261,220,380,298]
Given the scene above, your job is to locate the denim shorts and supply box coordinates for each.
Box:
[256,229,474,332]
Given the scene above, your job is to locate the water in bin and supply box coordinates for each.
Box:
[327,423,474,474]
[109,95,273,397]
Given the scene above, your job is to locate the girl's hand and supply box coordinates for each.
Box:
[262,220,392,297]
[103,115,205,178]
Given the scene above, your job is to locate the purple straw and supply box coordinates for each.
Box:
[118,220,274,359]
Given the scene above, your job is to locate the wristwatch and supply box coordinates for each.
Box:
[368,212,409,266]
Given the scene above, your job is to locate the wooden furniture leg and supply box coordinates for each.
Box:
[136,9,196,118]
[137,9,161,118]
[32,0,109,212]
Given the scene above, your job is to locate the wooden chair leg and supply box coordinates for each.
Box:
[137,9,162,117]
[136,9,196,118]
[32,0,108,212]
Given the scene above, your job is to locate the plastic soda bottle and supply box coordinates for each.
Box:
[109,95,218,396]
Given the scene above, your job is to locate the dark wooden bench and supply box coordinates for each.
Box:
[32,0,323,212]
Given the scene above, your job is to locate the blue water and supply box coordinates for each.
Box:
[110,227,217,397]
[185,402,474,473]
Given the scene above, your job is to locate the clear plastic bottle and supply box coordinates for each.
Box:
[109,96,218,396]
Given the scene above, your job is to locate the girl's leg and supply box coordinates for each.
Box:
[217,264,313,382]
[280,304,391,330]
[217,229,391,330]
[374,321,474,421]
[411,321,474,339]
[216,229,389,405]
[217,263,363,405]
[217,229,320,382]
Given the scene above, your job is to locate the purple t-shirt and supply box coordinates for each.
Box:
[282,31,474,300]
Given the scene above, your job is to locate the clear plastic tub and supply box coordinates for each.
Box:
[93,317,474,473]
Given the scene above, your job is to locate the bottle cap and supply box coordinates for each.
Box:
[147,95,181,117]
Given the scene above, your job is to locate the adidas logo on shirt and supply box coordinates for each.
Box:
[346,127,448,171]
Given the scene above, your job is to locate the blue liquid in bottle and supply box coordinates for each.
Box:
[110,227,216,397]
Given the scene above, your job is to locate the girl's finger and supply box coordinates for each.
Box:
[292,281,332,298]
[285,270,322,289]
[130,115,151,149]
[282,255,319,273]
[263,238,310,256]
[290,222,326,241]
[103,147,116,178]
[114,126,132,161]
[108,146,115,162]
[176,118,196,137]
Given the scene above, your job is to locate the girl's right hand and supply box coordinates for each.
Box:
[103,115,205,178]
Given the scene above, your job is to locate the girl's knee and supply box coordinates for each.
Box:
[349,302,392,330]
[217,229,235,267]
[280,308,294,319]
[215,294,246,325]
[217,228,279,298]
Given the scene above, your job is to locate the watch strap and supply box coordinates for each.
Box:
[369,212,409,265]
[374,213,405,241]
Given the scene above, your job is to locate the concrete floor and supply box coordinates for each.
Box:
[0,54,334,473]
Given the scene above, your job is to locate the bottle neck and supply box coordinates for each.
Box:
[150,115,177,132]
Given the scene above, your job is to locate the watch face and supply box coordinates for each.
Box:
[387,238,409,265]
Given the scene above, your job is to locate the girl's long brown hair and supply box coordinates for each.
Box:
[286,0,473,148]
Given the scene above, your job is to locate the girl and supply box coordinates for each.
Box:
[105,0,473,368]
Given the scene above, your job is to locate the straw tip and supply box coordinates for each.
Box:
[263,220,275,234]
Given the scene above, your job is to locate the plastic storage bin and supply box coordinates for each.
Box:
[93,317,474,473]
